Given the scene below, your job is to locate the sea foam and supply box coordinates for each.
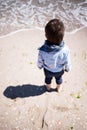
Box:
[0,0,87,37]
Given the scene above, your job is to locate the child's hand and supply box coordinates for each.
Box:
[64,69,68,72]
[38,66,43,69]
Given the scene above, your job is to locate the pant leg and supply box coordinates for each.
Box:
[55,70,64,84]
[44,69,53,84]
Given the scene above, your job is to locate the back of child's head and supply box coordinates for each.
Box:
[45,19,65,45]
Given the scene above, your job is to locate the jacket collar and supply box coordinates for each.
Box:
[39,40,64,52]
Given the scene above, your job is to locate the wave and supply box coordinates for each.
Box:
[0,0,87,37]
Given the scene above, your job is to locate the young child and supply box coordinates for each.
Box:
[37,19,71,92]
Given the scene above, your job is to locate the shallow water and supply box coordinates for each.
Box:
[0,0,87,36]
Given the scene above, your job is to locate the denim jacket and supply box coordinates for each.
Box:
[37,40,71,72]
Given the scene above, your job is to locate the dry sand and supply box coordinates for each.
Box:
[0,27,87,130]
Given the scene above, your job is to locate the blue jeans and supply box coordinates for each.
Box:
[44,68,64,84]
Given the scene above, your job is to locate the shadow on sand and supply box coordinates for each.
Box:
[3,84,57,99]
[3,84,46,99]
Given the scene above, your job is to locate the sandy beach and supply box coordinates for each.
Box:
[0,27,87,130]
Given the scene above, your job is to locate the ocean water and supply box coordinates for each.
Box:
[0,0,87,37]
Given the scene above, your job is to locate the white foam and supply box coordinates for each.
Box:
[0,0,87,37]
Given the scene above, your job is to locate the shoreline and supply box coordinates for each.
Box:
[0,25,87,39]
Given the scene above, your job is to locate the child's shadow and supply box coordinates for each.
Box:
[3,84,48,99]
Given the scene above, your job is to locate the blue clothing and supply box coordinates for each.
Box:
[37,40,71,73]
[44,68,64,84]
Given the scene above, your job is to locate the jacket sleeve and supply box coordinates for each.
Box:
[37,50,44,69]
[64,50,71,72]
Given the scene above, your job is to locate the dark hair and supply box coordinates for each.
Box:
[45,19,65,45]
